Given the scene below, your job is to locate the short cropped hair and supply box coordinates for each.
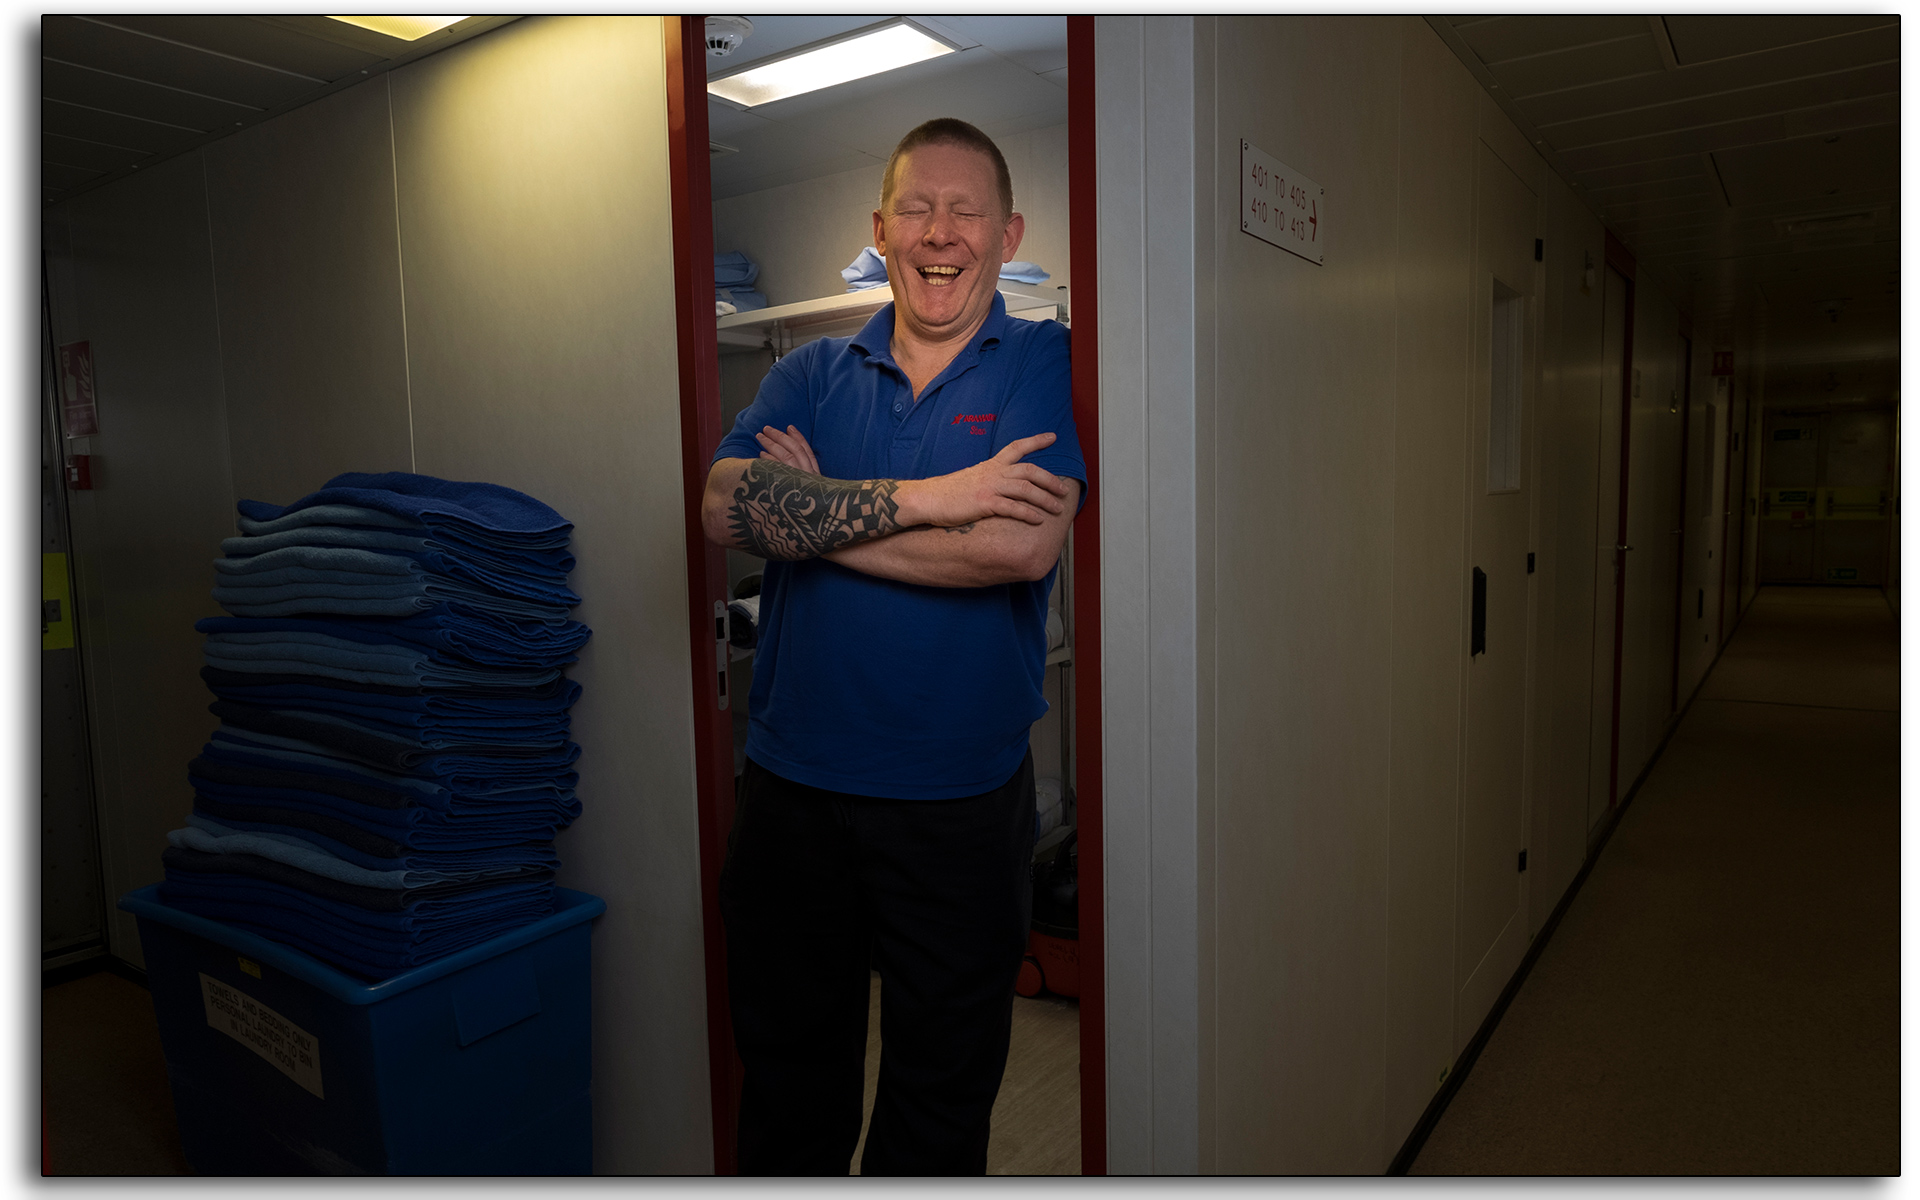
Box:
[879,118,1015,219]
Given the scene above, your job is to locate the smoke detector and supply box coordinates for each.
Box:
[706,16,754,58]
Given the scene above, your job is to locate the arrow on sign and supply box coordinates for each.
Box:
[1309,198,1318,242]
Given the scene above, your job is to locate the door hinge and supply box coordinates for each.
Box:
[1517,849,1528,873]
[1526,551,1535,575]
[714,600,730,711]
[1470,567,1487,657]
[1534,238,1543,262]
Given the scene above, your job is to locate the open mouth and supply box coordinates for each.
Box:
[916,265,964,287]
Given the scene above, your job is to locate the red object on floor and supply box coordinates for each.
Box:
[1016,930,1080,999]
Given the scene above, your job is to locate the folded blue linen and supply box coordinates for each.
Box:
[233,503,424,536]
[203,637,562,689]
[213,578,572,624]
[842,246,890,291]
[841,247,1054,290]
[169,820,412,888]
[188,754,581,827]
[196,612,591,669]
[215,545,580,607]
[208,728,579,795]
[200,664,581,707]
[221,525,576,579]
[237,473,572,540]
[715,250,760,288]
[185,812,557,881]
[717,286,768,312]
[197,736,580,801]
[191,781,571,848]
[212,701,568,765]
[162,845,553,914]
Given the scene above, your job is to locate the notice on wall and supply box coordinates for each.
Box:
[57,341,97,436]
[1241,141,1324,265]
[201,973,324,1098]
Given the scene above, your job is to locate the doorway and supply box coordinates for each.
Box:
[665,15,1102,1175]
[1586,255,1633,834]
[1455,142,1538,1041]
[1759,408,1896,586]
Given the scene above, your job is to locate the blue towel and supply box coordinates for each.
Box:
[841,246,890,291]
[169,820,413,888]
[714,250,760,288]
[215,545,580,607]
[205,730,580,797]
[188,754,582,828]
[200,665,581,707]
[717,286,769,312]
[840,248,1054,291]
[203,636,563,688]
[221,526,575,578]
[195,612,590,669]
[212,578,573,624]
[196,737,580,802]
[239,472,571,537]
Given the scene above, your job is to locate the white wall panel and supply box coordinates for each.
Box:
[203,78,414,504]
[44,153,237,966]
[385,15,710,1174]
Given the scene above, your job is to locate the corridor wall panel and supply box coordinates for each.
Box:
[43,154,237,965]
[1206,14,1403,1173]
[1380,22,1475,1154]
[46,15,712,1173]
[203,79,414,505]
[1530,186,1606,924]
[386,15,710,1174]
[1618,290,1684,789]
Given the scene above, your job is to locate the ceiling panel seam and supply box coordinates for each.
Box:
[1478,32,1653,69]
[43,96,208,134]
[1554,93,1899,153]
[1529,59,1902,129]
[75,15,329,84]
[43,57,269,113]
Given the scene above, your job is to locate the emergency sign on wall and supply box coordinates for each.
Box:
[1241,140,1324,265]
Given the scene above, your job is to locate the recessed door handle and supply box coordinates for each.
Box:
[1615,544,1634,552]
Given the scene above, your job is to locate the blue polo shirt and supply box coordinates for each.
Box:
[713,293,1085,799]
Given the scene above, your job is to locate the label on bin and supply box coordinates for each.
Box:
[200,973,324,1099]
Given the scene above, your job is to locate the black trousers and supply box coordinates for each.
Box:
[718,752,1037,1176]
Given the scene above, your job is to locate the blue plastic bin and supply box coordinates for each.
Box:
[119,885,605,1175]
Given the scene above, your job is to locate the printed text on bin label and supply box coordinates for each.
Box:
[201,973,324,1098]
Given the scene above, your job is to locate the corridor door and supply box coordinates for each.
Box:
[1586,266,1630,832]
[1759,412,1821,582]
[1456,143,1538,1044]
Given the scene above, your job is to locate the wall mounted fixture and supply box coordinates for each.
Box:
[707,18,957,108]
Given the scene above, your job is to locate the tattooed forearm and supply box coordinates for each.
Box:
[726,460,904,560]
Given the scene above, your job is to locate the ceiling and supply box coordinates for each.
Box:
[40,15,517,206]
[1429,15,1900,410]
[704,16,1067,200]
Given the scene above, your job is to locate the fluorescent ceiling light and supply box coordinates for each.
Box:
[327,15,468,41]
[708,20,956,108]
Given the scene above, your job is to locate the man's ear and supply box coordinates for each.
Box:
[872,209,888,257]
[1002,212,1026,262]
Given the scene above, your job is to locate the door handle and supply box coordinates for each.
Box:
[1471,567,1487,657]
[1615,544,1634,552]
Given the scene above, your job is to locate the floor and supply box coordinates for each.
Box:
[852,973,1083,1176]
[42,969,195,1176]
[41,961,1080,1177]
[1411,586,1900,1175]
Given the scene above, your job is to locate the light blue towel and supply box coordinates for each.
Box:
[171,818,413,888]
[840,248,1053,291]
[715,250,760,288]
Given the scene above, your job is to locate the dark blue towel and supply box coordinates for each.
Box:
[199,664,580,705]
[195,611,591,670]
[237,472,572,539]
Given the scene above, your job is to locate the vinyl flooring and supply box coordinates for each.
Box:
[852,973,1083,1176]
[1410,585,1900,1175]
[42,968,195,1176]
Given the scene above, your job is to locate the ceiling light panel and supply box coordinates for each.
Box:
[327,16,467,42]
[708,20,957,108]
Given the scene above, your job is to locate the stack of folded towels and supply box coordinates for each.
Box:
[160,472,591,980]
[716,250,768,313]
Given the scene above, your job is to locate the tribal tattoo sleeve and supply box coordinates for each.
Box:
[726,460,904,560]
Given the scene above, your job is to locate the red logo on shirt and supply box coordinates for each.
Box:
[952,412,995,435]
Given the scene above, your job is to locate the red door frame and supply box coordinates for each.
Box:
[667,15,1108,1175]
[665,15,743,1175]
[1065,13,1107,1177]
[1602,232,1636,809]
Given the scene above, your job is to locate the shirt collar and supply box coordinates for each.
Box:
[850,290,1009,368]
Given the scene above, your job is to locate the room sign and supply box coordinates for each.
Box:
[1241,140,1324,265]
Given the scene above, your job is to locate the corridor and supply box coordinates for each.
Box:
[1412,586,1899,1175]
